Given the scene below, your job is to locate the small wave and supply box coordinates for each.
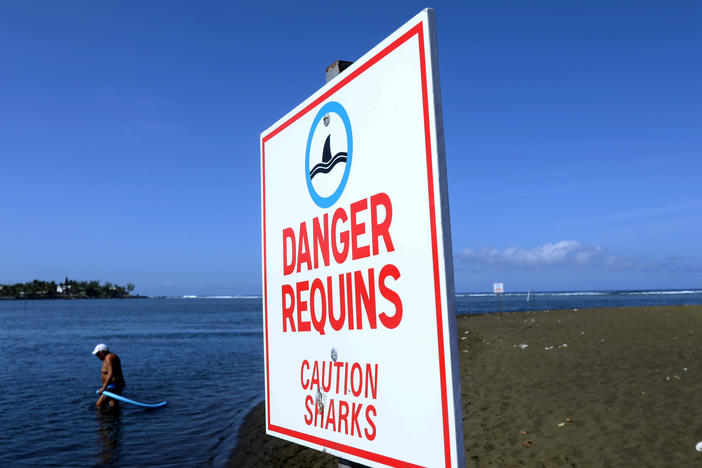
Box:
[178,291,701,300]
[181,295,262,299]
[544,292,607,296]
[620,290,702,295]
[456,291,607,297]
[107,329,263,340]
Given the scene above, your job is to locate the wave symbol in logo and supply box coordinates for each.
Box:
[309,135,347,180]
[305,101,353,208]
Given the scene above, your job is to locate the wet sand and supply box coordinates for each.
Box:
[230,305,702,467]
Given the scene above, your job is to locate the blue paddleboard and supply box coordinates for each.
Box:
[98,389,167,408]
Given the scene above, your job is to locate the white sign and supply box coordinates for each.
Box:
[260,10,464,467]
[493,283,504,294]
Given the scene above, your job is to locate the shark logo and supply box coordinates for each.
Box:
[305,101,353,208]
[310,135,347,180]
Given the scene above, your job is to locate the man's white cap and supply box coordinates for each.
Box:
[92,343,108,355]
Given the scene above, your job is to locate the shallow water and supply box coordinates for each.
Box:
[1,290,701,466]
[0,298,262,467]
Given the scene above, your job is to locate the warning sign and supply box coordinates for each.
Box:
[260,9,464,467]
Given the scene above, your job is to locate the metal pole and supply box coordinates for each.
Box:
[338,458,365,468]
[326,60,354,83]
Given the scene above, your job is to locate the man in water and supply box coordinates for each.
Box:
[92,343,126,408]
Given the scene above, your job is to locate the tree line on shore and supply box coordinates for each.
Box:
[0,278,136,299]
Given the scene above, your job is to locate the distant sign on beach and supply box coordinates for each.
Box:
[493,283,504,294]
[260,9,464,467]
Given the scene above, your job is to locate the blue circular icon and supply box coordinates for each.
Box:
[305,101,353,208]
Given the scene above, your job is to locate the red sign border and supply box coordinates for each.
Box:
[261,19,451,468]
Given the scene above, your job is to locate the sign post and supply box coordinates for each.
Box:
[260,9,464,467]
[493,283,504,312]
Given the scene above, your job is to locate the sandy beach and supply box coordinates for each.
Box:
[229,305,702,467]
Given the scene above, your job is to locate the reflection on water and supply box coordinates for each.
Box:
[96,407,122,466]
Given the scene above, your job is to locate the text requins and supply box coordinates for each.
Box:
[280,192,403,335]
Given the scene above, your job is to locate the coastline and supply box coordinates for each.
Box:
[0,295,147,300]
[230,305,702,466]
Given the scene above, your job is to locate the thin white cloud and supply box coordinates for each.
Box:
[473,186,581,202]
[456,240,698,272]
[570,201,702,227]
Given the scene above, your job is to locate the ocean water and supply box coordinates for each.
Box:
[0,298,262,467]
[1,290,701,466]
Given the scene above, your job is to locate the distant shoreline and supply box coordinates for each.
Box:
[0,295,148,300]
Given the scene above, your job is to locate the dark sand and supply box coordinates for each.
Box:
[230,305,702,467]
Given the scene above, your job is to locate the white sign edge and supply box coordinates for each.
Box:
[424,8,466,468]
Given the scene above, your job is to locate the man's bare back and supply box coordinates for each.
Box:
[100,353,125,386]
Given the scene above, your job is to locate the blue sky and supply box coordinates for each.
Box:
[1,1,699,295]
